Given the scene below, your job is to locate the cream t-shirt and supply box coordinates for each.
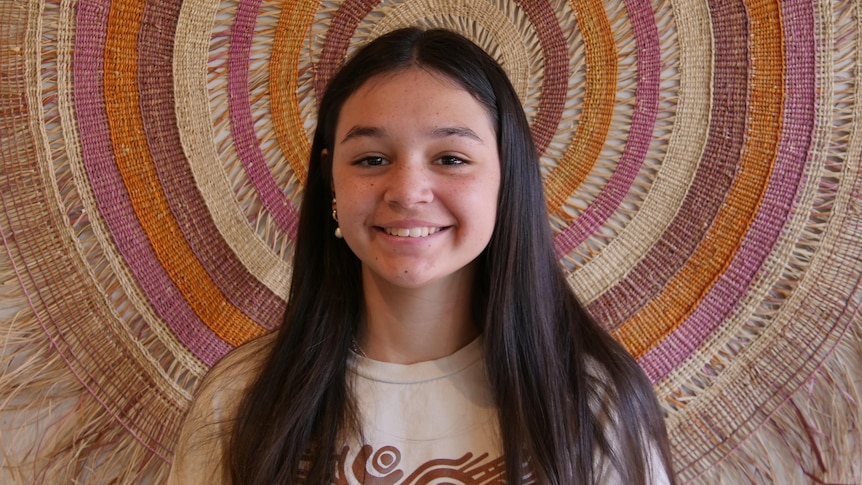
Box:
[336,337,503,482]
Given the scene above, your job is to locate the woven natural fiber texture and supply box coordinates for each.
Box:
[1,0,860,483]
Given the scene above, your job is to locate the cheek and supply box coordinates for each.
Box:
[452,181,499,232]
[332,179,363,215]
[338,198,365,225]
[335,190,377,238]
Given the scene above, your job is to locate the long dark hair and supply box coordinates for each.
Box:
[229,27,675,484]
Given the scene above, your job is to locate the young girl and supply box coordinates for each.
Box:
[169,27,675,484]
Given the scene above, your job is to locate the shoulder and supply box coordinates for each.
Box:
[584,357,673,485]
[583,356,618,408]
[208,331,278,379]
[201,332,277,395]
[194,332,276,418]
[167,333,277,485]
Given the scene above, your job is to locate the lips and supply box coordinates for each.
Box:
[382,226,443,238]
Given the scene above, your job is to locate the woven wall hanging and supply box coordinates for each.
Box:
[1,0,860,483]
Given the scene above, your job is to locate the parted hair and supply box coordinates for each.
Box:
[228,27,675,484]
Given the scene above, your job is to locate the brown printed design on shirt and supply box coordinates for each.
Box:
[333,444,515,484]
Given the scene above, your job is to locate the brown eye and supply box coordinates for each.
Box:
[437,155,466,166]
[357,156,387,167]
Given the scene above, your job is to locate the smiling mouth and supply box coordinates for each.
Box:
[382,227,443,238]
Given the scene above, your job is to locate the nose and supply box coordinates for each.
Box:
[382,160,433,208]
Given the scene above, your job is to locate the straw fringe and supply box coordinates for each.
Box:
[694,324,861,484]
[0,298,169,484]
[0,242,170,484]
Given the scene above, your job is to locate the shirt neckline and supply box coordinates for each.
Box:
[349,336,483,384]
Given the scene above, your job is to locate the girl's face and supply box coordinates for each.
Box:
[331,67,501,291]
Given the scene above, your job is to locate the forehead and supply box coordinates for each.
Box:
[335,67,495,134]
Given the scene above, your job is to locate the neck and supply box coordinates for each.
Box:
[358,266,480,364]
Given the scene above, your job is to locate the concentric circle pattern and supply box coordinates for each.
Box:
[1,0,860,483]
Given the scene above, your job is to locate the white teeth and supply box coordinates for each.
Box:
[384,227,441,238]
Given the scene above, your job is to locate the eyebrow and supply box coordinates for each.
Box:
[340,126,385,143]
[339,125,485,144]
[430,126,484,142]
